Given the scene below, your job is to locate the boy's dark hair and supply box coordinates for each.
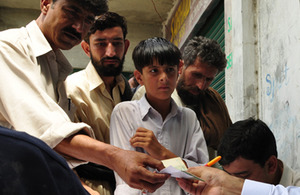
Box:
[217,118,278,167]
[85,12,128,43]
[132,37,182,73]
[183,36,226,72]
[53,0,108,16]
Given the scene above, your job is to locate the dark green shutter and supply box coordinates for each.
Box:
[197,1,225,100]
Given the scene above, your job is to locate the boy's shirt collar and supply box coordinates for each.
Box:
[138,94,182,121]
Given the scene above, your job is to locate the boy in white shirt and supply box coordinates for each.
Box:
[110,37,209,195]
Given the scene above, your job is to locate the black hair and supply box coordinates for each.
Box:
[183,36,226,72]
[132,37,182,73]
[218,118,278,167]
[85,12,127,43]
[53,0,108,16]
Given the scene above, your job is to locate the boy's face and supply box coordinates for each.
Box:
[135,60,178,104]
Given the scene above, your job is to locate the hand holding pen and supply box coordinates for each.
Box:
[205,156,221,167]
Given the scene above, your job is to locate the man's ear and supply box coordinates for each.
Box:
[41,0,51,15]
[124,39,130,55]
[266,155,278,174]
[134,70,144,86]
[178,60,184,74]
[81,41,91,57]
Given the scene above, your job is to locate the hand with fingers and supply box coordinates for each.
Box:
[130,127,177,160]
[176,166,244,195]
[176,178,206,195]
[110,149,170,193]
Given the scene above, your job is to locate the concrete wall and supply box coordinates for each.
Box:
[225,0,258,121]
[225,0,300,170]
[0,7,39,30]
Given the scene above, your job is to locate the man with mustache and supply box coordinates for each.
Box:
[133,36,232,158]
[65,12,132,194]
[0,0,169,194]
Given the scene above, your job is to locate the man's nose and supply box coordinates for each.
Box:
[72,20,84,33]
[106,43,116,57]
[196,79,206,90]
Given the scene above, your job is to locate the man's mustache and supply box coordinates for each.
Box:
[63,27,81,40]
[100,56,121,63]
[182,84,200,92]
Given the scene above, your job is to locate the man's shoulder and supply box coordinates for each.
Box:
[0,21,39,44]
[281,161,300,186]
[0,126,88,194]
[0,26,29,47]
[0,26,24,38]
[65,69,89,92]
[131,85,146,100]
[67,69,87,81]
[206,87,224,101]
[113,100,139,114]
[207,87,219,95]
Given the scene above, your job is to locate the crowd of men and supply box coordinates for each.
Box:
[0,0,299,194]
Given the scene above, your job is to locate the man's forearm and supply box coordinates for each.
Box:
[54,133,169,193]
[54,133,118,169]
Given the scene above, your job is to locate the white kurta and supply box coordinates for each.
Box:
[0,21,93,167]
[110,95,208,195]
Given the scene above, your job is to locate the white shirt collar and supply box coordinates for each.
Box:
[85,62,125,93]
[26,20,52,57]
[280,161,294,186]
[138,94,182,120]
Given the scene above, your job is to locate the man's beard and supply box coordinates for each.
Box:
[91,53,124,77]
[176,75,205,107]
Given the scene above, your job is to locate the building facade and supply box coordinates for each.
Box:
[167,0,300,170]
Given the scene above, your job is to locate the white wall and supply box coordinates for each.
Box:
[225,0,258,122]
[226,0,300,170]
[258,0,300,170]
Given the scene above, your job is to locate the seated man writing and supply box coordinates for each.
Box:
[218,117,300,186]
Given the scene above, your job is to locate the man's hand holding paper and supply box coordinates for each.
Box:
[159,157,205,181]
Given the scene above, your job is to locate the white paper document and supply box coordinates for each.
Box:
[159,157,205,181]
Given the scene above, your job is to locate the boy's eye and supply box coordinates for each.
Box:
[166,67,175,73]
[150,69,158,73]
